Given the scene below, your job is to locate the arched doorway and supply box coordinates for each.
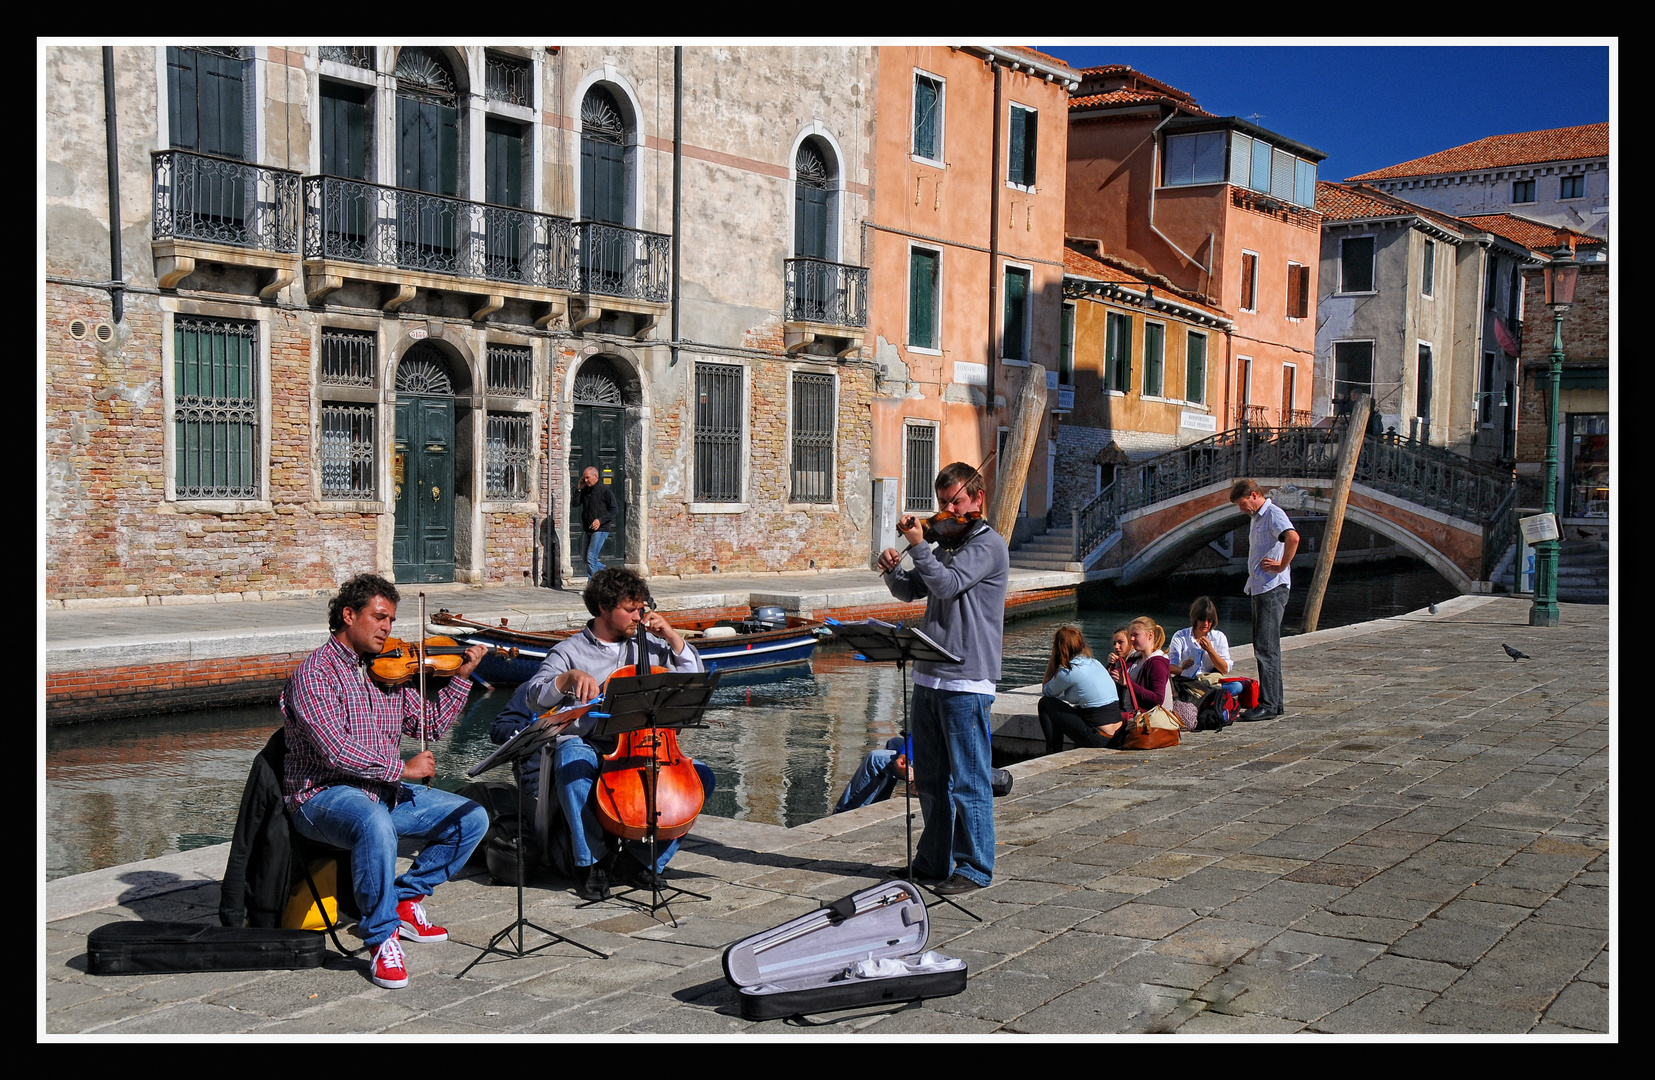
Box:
[570,357,629,572]
[393,342,457,582]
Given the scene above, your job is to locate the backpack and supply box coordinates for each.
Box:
[1195,684,1239,731]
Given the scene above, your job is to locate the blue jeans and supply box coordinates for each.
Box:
[833,737,906,813]
[1250,584,1289,712]
[910,687,995,887]
[552,739,715,873]
[292,784,488,948]
[585,530,609,577]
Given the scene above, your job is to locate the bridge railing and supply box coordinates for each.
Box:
[1069,425,1516,570]
[1481,484,1519,581]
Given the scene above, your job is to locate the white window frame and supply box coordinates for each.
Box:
[784,363,839,511]
[688,359,749,514]
[906,241,943,355]
[1006,101,1037,192]
[1282,361,1298,420]
[1337,234,1377,295]
[1511,177,1536,204]
[161,301,273,513]
[911,69,946,167]
[902,420,940,514]
[1000,261,1034,366]
[1239,250,1259,313]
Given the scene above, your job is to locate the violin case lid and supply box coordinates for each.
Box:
[722,880,966,1020]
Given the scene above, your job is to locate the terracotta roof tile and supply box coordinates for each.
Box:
[1063,245,1228,319]
[1347,123,1608,180]
[1458,213,1601,254]
[1314,181,1468,236]
[1001,46,1079,76]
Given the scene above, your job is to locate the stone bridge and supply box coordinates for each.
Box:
[1070,427,1518,594]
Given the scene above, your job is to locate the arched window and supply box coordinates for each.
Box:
[395,48,461,197]
[580,85,629,225]
[794,137,837,261]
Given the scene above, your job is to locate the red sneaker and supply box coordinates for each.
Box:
[396,897,449,943]
[370,937,409,989]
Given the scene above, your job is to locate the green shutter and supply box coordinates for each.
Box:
[909,249,936,349]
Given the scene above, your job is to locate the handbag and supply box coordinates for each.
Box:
[1112,657,1181,751]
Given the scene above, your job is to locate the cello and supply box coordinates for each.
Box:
[591,600,705,843]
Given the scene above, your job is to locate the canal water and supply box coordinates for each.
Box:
[45,561,1457,880]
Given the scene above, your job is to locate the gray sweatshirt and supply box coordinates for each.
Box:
[521,623,703,741]
[882,522,1009,684]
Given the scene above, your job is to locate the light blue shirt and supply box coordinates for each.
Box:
[1042,655,1118,709]
[1245,497,1295,595]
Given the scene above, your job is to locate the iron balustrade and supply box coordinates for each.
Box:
[1235,403,1268,428]
[784,257,869,328]
[573,221,671,302]
[1071,425,1516,565]
[153,150,301,253]
[303,175,574,290]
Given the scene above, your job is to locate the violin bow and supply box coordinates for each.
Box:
[418,591,430,785]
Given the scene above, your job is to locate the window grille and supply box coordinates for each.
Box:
[694,364,743,502]
[395,343,454,394]
[395,47,458,106]
[904,424,936,513]
[319,46,373,70]
[320,328,375,386]
[484,51,532,107]
[485,412,532,500]
[319,403,376,499]
[174,316,258,499]
[581,87,625,144]
[790,372,835,503]
[486,343,533,397]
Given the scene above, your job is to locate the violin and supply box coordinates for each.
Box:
[592,602,704,843]
[368,636,516,689]
[901,509,986,551]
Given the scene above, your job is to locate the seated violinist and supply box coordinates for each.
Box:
[518,568,714,901]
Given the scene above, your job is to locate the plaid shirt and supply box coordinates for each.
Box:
[280,635,473,811]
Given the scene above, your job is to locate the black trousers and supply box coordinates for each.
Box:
[1038,696,1123,755]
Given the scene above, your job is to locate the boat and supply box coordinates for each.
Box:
[429,607,830,686]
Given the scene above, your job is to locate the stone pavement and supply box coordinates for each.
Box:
[42,597,1612,1036]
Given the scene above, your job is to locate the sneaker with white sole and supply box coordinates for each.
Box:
[396,897,449,942]
[370,937,409,989]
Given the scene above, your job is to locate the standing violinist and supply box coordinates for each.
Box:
[518,567,714,901]
[876,462,1009,896]
[281,573,489,991]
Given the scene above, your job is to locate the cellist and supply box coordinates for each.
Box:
[517,567,715,901]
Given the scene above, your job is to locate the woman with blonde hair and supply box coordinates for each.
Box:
[1113,616,1172,716]
[1038,625,1122,754]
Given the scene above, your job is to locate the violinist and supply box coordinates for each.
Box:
[876,462,1009,897]
[518,567,715,901]
[281,573,489,991]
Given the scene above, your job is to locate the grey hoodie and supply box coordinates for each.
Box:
[882,522,1009,684]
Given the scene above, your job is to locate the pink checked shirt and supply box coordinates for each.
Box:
[280,635,474,811]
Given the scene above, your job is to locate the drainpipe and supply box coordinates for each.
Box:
[670,46,682,367]
[987,57,1003,431]
[102,46,124,324]
[1148,110,1212,285]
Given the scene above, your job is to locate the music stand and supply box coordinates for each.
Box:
[828,620,983,923]
[457,703,610,977]
[585,668,721,925]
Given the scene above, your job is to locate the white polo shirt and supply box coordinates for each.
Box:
[1244,497,1296,596]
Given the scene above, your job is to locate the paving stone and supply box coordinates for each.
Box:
[1356,952,1464,992]
[254,994,421,1034]
[1088,902,1198,941]
[1388,917,1509,967]
[1249,929,1387,974]
[97,1000,260,1035]
[1005,977,1191,1033]
[1195,966,1367,1022]
[1532,883,1609,930]
[1152,917,1280,967]
[1305,984,1438,1033]
[1415,997,1538,1033]
[858,1003,1005,1034]
[1437,921,1606,1014]
[1541,980,1608,1032]
[1174,1008,1305,1034]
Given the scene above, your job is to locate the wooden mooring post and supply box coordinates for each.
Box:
[990,364,1048,541]
[1300,393,1371,634]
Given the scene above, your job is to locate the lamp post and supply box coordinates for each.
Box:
[1529,245,1578,627]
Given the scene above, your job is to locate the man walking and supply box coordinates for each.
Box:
[578,466,617,579]
[1230,479,1299,722]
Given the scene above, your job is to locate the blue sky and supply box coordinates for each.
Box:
[1035,43,1612,183]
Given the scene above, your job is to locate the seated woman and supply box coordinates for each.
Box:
[1167,597,1246,703]
[1114,617,1171,716]
[1038,626,1122,754]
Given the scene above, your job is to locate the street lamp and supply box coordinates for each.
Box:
[1529,244,1578,627]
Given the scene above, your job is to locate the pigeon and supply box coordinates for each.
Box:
[1502,643,1530,661]
[1428,603,1438,615]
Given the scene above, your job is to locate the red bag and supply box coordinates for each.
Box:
[1228,677,1260,710]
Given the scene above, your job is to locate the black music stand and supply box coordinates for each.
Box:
[828,620,983,923]
[585,668,721,925]
[457,703,610,977]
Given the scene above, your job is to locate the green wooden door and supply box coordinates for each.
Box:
[569,404,626,569]
[393,395,456,583]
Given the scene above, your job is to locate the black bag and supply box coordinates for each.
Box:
[456,779,527,868]
[1195,684,1239,731]
[87,921,327,975]
[723,880,966,1020]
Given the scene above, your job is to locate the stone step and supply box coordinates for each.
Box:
[1010,556,1085,572]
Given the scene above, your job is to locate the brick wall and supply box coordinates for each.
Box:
[1515,263,1608,470]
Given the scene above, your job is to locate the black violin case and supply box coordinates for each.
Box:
[87,920,327,975]
[722,880,967,1020]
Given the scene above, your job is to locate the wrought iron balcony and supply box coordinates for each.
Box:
[302,175,575,291]
[1286,409,1316,427]
[1236,403,1268,428]
[784,257,869,329]
[572,221,671,303]
[153,150,301,253]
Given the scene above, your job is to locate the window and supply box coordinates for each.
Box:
[1287,262,1310,318]
[1238,252,1258,312]
[908,246,940,349]
[1229,132,1252,186]
[167,46,247,158]
[1512,178,1535,203]
[483,50,532,107]
[1058,302,1075,386]
[904,423,937,512]
[912,73,944,163]
[1416,343,1433,420]
[1560,174,1584,199]
[794,137,836,261]
[1007,104,1037,189]
[1282,363,1297,421]
[1143,322,1165,397]
[174,316,259,499]
[1186,331,1207,404]
[1333,341,1374,403]
[1105,311,1132,392]
[320,405,376,500]
[319,80,370,181]
[694,363,744,503]
[1165,131,1226,186]
[1294,158,1317,208]
[1002,267,1030,362]
[485,413,531,500]
[1220,129,1316,207]
[1486,258,1499,310]
[1479,352,1497,426]
[486,343,533,397]
[1565,414,1609,518]
[320,327,375,387]
[790,372,835,504]
[1340,236,1375,293]
[1421,239,1435,298]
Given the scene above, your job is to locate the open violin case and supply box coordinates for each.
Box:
[722,880,967,1020]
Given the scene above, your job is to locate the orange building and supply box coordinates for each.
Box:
[1064,66,1324,433]
[865,47,1078,549]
